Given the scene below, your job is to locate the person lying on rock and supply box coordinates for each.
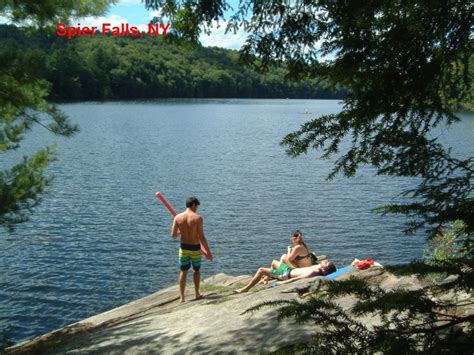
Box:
[236,259,336,293]
[258,229,317,285]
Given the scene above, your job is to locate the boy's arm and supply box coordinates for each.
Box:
[171,217,180,239]
[276,270,316,285]
[276,275,305,285]
[197,216,213,260]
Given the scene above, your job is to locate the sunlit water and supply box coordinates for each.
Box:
[1,99,472,344]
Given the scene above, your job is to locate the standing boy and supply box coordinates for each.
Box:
[171,197,213,303]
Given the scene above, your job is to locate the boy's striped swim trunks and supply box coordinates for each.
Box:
[179,243,202,271]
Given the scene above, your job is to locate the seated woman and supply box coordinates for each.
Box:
[280,230,314,268]
[236,259,336,293]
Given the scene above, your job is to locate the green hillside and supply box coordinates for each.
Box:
[0,24,344,101]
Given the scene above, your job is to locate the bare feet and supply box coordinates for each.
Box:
[180,298,185,303]
[194,294,203,301]
[236,288,247,293]
[258,276,270,285]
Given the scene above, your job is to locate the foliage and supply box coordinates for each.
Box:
[0,147,56,226]
[272,1,473,237]
[0,0,113,26]
[247,270,473,353]
[144,0,473,352]
[424,221,470,266]
[0,25,342,101]
[0,2,114,227]
[145,0,229,42]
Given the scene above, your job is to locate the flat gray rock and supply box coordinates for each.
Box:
[8,268,463,354]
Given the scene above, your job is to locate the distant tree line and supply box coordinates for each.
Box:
[0,24,344,101]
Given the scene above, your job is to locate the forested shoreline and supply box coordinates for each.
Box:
[0,24,344,101]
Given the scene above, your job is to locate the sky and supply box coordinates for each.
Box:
[79,0,247,49]
[0,0,247,49]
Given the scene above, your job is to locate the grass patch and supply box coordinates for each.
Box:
[211,295,234,304]
[200,283,233,294]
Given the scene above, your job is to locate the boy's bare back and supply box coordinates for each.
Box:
[174,210,203,245]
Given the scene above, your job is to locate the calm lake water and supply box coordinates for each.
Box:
[1,99,473,344]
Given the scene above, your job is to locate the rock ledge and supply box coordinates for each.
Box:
[5,267,436,354]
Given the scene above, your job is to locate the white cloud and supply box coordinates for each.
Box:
[0,13,34,26]
[0,15,11,24]
[148,10,162,18]
[116,0,143,5]
[200,22,247,50]
[137,23,148,32]
[76,14,130,29]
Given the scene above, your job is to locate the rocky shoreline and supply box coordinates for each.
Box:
[4,267,468,354]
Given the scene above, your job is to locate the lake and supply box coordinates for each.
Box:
[1,99,472,344]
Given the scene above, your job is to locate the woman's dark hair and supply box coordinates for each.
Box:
[186,196,200,208]
[292,229,303,237]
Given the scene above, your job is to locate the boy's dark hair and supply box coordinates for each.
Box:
[186,196,200,208]
[323,262,337,275]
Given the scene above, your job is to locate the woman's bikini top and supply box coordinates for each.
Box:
[294,243,310,262]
